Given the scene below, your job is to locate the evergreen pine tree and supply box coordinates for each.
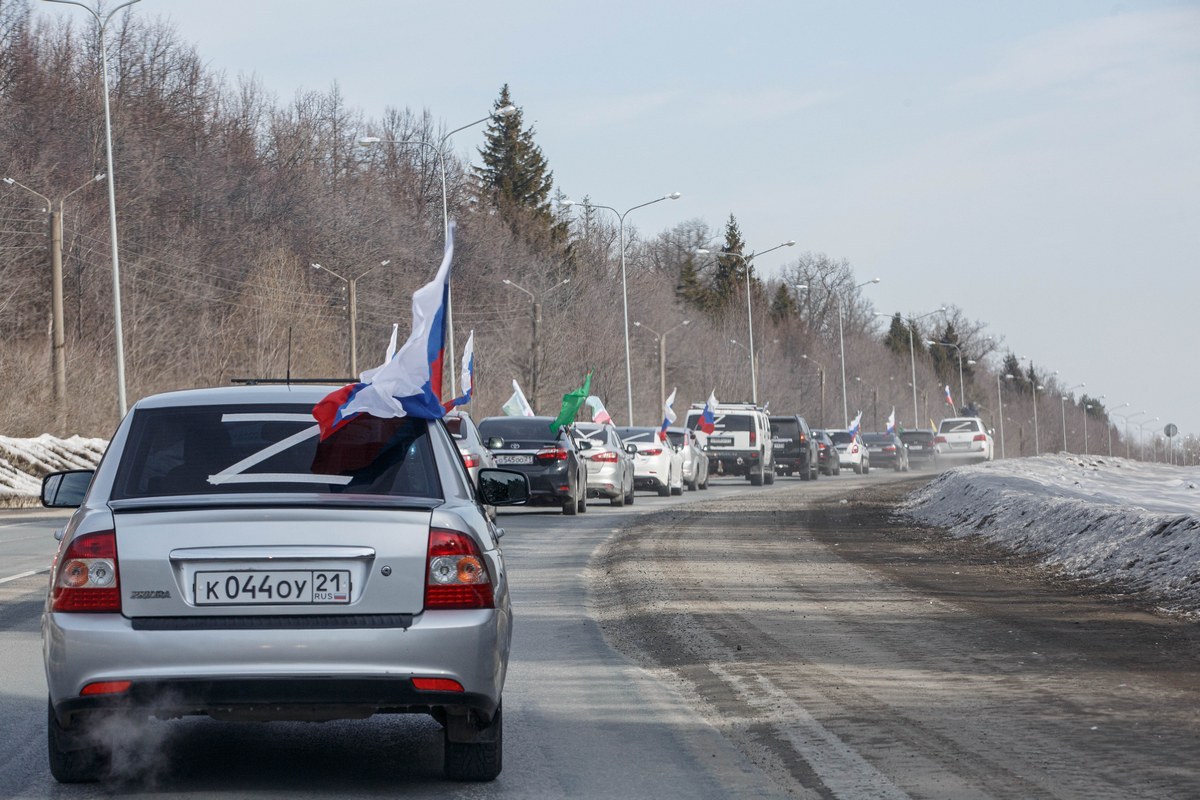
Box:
[769,283,794,323]
[475,84,559,240]
[882,313,909,356]
[709,214,748,308]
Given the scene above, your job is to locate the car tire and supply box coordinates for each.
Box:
[699,473,708,489]
[687,474,698,491]
[625,483,635,504]
[799,463,811,481]
[610,491,624,507]
[562,492,578,515]
[444,704,502,782]
[657,482,670,497]
[764,468,775,485]
[47,701,108,784]
[853,461,863,475]
[749,467,764,486]
[578,489,587,513]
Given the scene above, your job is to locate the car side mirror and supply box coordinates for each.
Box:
[486,436,504,450]
[477,468,530,506]
[42,470,93,509]
[625,443,638,455]
[577,440,592,451]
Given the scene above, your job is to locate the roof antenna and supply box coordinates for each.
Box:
[286,327,293,387]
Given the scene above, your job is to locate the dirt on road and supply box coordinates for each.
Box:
[591,476,1200,800]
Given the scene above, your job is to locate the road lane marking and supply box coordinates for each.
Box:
[0,567,50,585]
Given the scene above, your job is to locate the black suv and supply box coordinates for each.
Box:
[769,415,819,480]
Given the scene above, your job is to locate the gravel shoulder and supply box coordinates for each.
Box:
[589,475,1200,800]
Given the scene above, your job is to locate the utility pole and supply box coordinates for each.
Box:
[530,297,541,413]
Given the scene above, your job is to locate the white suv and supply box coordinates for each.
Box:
[685,403,775,486]
[935,416,994,463]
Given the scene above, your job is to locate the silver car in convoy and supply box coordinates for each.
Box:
[39,385,529,784]
[614,426,683,496]
[665,426,709,491]
[444,409,498,484]
[574,423,636,506]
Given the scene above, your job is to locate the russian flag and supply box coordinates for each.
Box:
[658,387,677,441]
[886,406,895,435]
[944,384,955,408]
[848,410,862,437]
[698,390,718,434]
[444,330,475,411]
[313,223,455,440]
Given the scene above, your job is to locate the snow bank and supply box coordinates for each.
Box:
[901,454,1200,616]
[0,435,108,507]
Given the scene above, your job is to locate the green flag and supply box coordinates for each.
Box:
[550,372,592,432]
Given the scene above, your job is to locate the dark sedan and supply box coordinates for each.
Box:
[899,429,939,469]
[478,416,589,515]
[863,431,909,472]
[812,430,840,476]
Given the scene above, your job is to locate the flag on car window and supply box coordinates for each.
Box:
[550,373,592,432]
[312,223,455,440]
[658,387,677,441]
[585,395,612,425]
[848,410,862,437]
[443,330,475,411]
[944,384,955,408]
[698,390,718,434]
[886,407,895,434]
[502,379,535,417]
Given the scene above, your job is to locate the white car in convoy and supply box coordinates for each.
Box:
[614,426,684,496]
[935,416,995,463]
[828,429,870,474]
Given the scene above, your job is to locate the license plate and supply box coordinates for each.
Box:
[494,454,533,465]
[194,570,351,605]
[773,441,785,449]
[709,437,733,446]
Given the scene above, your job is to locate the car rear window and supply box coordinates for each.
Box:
[770,418,799,438]
[829,431,854,445]
[665,431,686,448]
[862,433,891,444]
[443,416,464,438]
[614,427,659,443]
[477,417,559,443]
[899,432,933,444]
[939,419,981,434]
[111,404,441,500]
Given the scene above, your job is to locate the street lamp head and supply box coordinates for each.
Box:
[666,192,681,200]
[633,321,642,328]
[559,199,575,208]
[495,105,518,118]
[357,136,382,146]
[310,263,322,271]
[967,359,977,366]
[380,259,391,267]
[869,278,881,284]
[93,173,106,182]
[1,177,12,185]
[501,279,512,285]
[560,278,571,286]
[695,248,711,255]
[784,240,796,247]
[682,320,691,326]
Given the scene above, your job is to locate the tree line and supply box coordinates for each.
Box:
[2,1,1163,462]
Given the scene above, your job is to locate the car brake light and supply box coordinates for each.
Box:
[851,444,858,454]
[641,448,663,456]
[81,680,132,696]
[52,530,120,613]
[934,435,948,444]
[535,447,569,462]
[412,677,464,693]
[972,434,987,442]
[750,430,757,446]
[591,451,619,463]
[425,528,494,610]
[883,445,896,452]
[459,451,480,469]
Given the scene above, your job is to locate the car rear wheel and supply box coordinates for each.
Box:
[657,482,670,497]
[562,491,578,515]
[444,704,503,782]
[749,467,764,486]
[853,461,863,475]
[799,462,811,481]
[47,701,109,784]
[609,490,624,507]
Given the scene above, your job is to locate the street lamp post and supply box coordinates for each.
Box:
[1137,417,1160,461]
[633,320,690,413]
[311,260,391,377]
[832,279,881,426]
[358,104,517,398]
[928,339,971,412]
[502,277,570,413]
[876,307,942,430]
[996,373,1013,459]
[1116,410,1149,459]
[1106,402,1130,457]
[696,240,795,406]
[1081,394,1104,456]
[564,194,681,425]
[801,354,826,428]
[1059,383,1085,452]
[3,173,105,404]
[44,0,142,417]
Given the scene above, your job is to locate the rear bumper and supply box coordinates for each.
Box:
[585,462,623,497]
[707,450,760,475]
[45,607,510,725]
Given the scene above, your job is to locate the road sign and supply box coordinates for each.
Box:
[1164,423,1178,438]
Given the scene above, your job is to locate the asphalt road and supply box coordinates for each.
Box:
[3,467,1197,798]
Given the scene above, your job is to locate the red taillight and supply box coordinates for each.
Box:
[749,431,757,446]
[590,451,619,463]
[641,448,663,456]
[425,529,494,610]
[934,435,948,444]
[972,434,987,442]
[81,680,131,696]
[851,444,859,454]
[883,445,896,453]
[818,443,827,451]
[412,677,464,693]
[535,447,569,462]
[460,451,480,469]
[52,531,120,613]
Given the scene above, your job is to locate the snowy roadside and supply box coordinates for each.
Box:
[900,454,1200,617]
[0,435,107,507]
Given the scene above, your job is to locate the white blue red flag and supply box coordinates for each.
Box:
[585,395,612,425]
[698,390,718,434]
[944,384,955,408]
[658,387,677,441]
[502,380,535,417]
[312,223,455,440]
[443,330,474,411]
[886,407,895,434]
[848,410,862,437]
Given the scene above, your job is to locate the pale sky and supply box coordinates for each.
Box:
[39,0,1200,440]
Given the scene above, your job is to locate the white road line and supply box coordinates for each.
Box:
[0,567,50,585]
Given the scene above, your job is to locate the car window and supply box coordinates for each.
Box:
[829,431,853,445]
[665,430,686,447]
[443,416,464,439]
[112,404,441,500]
[899,432,931,443]
[939,419,981,434]
[863,433,891,444]
[770,419,799,438]
[614,427,658,443]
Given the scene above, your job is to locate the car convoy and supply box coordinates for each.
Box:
[36,384,994,786]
